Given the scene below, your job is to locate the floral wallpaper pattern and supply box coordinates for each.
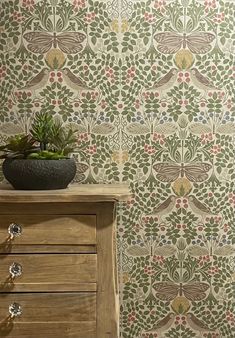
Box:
[0,0,235,337]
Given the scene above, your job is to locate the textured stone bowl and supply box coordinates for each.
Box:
[2,158,76,190]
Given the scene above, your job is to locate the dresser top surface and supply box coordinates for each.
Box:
[0,183,131,203]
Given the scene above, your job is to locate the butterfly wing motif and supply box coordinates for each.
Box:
[153,282,179,301]
[153,162,211,182]
[154,31,215,55]
[214,245,235,256]
[154,282,209,301]
[154,32,183,54]
[186,32,215,54]
[23,32,53,53]
[126,245,150,256]
[56,32,86,54]
[183,163,212,182]
[76,162,88,183]
[182,282,209,301]
[153,163,181,182]
[24,31,86,54]
[153,245,176,257]
[187,245,209,257]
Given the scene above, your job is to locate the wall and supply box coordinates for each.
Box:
[0,0,234,337]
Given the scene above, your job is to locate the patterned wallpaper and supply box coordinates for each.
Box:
[0,0,235,337]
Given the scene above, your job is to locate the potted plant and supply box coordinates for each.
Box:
[0,113,77,190]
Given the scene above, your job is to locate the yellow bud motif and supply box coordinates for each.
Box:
[45,48,66,69]
[111,19,119,33]
[171,296,191,314]
[112,150,129,164]
[172,177,192,197]
[122,272,130,283]
[110,19,129,33]
[121,19,129,33]
[175,49,194,70]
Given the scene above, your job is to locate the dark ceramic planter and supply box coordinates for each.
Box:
[2,158,76,190]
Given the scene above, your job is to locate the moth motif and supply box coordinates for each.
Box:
[153,162,212,182]
[153,281,209,301]
[23,31,86,54]
[154,32,215,54]
[126,243,176,257]
[76,163,89,183]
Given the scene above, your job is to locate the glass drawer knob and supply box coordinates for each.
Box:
[8,223,22,239]
[9,303,22,318]
[9,262,23,278]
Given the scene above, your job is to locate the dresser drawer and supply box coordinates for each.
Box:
[0,214,96,253]
[0,254,97,292]
[0,293,96,338]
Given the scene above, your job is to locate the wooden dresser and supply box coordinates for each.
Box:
[0,184,130,338]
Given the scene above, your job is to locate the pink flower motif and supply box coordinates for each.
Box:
[175,315,187,326]
[207,265,219,275]
[88,145,97,154]
[126,198,135,208]
[153,133,165,145]
[73,0,86,11]
[179,99,188,106]
[228,193,235,206]
[175,198,188,209]
[106,67,113,76]
[142,91,150,100]
[226,99,232,110]
[49,71,63,83]
[85,12,96,23]
[100,99,107,109]
[177,72,190,83]
[7,98,13,109]
[12,11,23,23]
[133,223,141,232]
[200,132,213,144]
[127,311,136,323]
[144,265,154,275]
[0,66,6,81]
[153,255,165,265]
[154,0,166,13]
[144,144,156,154]
[213,12,225,24]
[144,12,155,24]
[77,133,89,143]
[22,0,35,11]
[142,333,158,338]
[204,0,217,12]
[226,311,235,324]
[126,67,136,82]
[203,333,220,338]
[210,144,222,154]
[134,99,140,109]
[198,255,211,266]
[223,223,229,232]
[175,223,186,230]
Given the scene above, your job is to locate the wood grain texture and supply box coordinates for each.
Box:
[0,322,96,338]
[0,244,96,254]
[0,183,130,203]
[0,203,105,215]
[0,188,126,338]
[0,293,96,321]
[0,214,96,251]
[96,202,119,338]
[0,254,97,292]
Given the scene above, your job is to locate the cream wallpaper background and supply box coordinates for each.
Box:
[0,0,234,337]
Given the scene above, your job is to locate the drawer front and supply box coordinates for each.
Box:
[0,254,97,292]
[0,214,96,253]
[0,293,96,338]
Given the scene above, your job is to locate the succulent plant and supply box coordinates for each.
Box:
[0,113,77,160]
